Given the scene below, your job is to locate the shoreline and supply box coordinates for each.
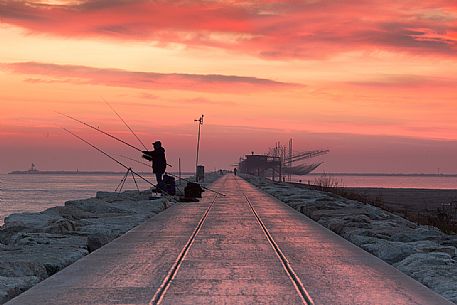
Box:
[289,182,457,233]
[346,187,457,211]
[289,182,457,211]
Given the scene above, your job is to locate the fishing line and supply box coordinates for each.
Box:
[57,112,143,152]
[118,154,152,167]
[62,128,171,196]
[104,99,148,150]
[59,114,224,196]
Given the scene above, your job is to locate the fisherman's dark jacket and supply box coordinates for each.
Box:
[142,147,166,173]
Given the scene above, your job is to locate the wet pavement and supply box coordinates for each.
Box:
[5,175,454,305]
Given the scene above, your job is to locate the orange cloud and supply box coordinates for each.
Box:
[1,62,298,92]
[1,1,457,59]
[344,75,457,89]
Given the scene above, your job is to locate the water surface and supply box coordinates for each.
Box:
[1,173,456,226]
[0,173,155,225]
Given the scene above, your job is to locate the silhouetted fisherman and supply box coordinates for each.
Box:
[142,141,167,190]
[233,168,237,176]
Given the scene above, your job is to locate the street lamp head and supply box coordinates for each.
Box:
[194,114,204,124]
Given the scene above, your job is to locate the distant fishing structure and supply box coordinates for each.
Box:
[269,139,329,177]
[238,138,329,181]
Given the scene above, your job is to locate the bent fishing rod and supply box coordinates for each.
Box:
[104,102,175,168]
[57,112,142,152]
[104,100,148,151]
[59,111,224,196]
[118,154,151,167]
[62,128,224,198]
[62,128,177,199]
[58,111,172,167]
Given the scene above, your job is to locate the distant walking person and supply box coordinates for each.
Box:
[142,141,167,190]
[233,168,237,176]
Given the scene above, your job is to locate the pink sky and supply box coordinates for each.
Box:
[1,0,457,173]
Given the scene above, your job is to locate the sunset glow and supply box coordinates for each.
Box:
[1,0,457,173]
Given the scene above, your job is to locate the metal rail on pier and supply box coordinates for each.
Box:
[238,179,315,305]
[149,191,221,304]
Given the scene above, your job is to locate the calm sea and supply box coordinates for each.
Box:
[1,173,456,225]
[0,173,192,226]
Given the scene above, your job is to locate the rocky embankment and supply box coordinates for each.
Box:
[243,176,457,304]
[0,190,169,304]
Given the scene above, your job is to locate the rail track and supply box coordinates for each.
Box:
[149,180,223,305]
[149,176,314,304]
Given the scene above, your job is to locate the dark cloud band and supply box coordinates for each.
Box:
[1,62,299,92]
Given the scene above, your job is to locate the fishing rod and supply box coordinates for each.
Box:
[59,112,223,196]
[103,102,174,168]
[104,100,148,151]
[59,111,173,168]
[62,127,179,199]
[118,154,151,167]
[57,112,143,153]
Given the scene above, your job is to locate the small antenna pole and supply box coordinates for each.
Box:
[178,157,182,186]
[194,114,204,182]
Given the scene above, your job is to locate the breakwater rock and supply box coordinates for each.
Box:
[0,190,169,304]
[243,176,457,304]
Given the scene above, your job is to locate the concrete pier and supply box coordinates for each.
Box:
[6,175,454,305]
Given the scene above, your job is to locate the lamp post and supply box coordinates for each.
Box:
[195,114,204,181]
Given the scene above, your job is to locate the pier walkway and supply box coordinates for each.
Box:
[6,175,453,305]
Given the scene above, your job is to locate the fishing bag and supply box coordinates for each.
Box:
[184,182,204,198]
[162,174,176,195]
